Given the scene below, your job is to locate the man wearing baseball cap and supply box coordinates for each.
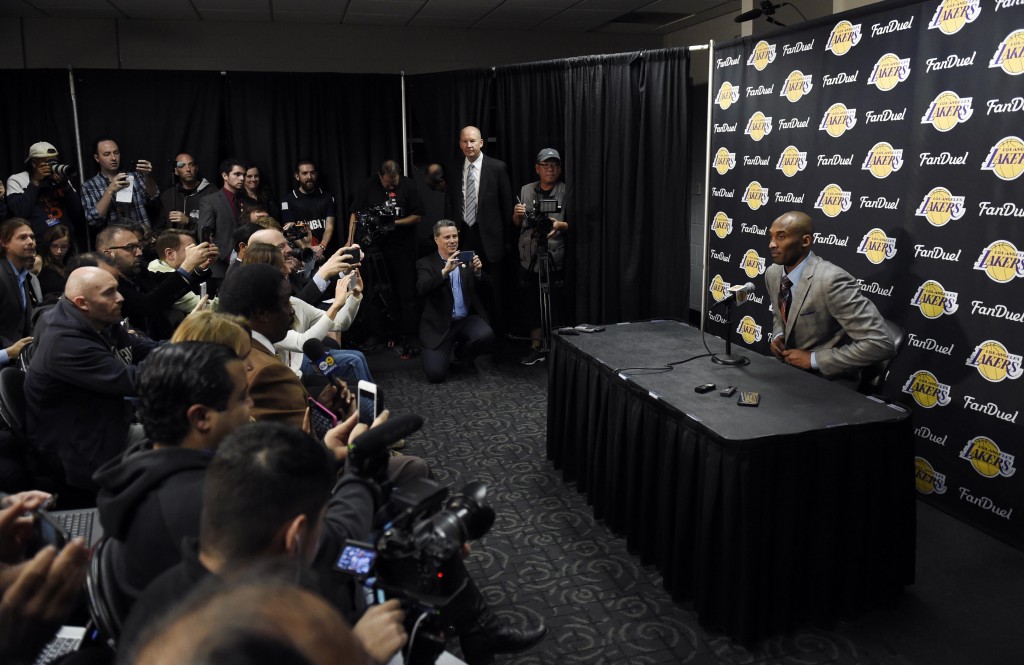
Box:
[4,141,85,241]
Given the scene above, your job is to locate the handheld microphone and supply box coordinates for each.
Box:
[302,338,346,394]
[349,414,424,481]
[712,282,755,308]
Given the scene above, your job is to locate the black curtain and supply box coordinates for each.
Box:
[564,49,690,324]
[0,70,79,182]
[404,69,493,170]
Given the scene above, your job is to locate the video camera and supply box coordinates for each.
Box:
[522,197,561,240]
[335,414,495,664]
[283,223,317,263]
[355,198,404,247]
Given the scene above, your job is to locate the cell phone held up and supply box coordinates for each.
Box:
[457,250,474,265]
[357,380,382,426]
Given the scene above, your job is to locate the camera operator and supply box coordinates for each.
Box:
[281,159,336,259]
[512,148,568,366]
[81,138,159,232]
[5,142,85,242]
[347,160,424,355]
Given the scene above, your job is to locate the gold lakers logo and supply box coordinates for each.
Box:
[910,280,959,318]
[868,53,912,91]
[901,370,952,408]
[861,142,904,178]
[775,146,807,177]
[959,436,1016,478]
[827,20,862,56]
[989,29,1024,76]
[711,212,734,239]
[915,457,948,494]
[740,249,766,278]
[973,240,1024,283]
[818,103,857,138]
[709,274,730,303]
[966,340,1023,382]
[744,112,773,141]
[714,147,736,175]
[736,315,763,345]
[747,40,777,71]
[915,187,966,226]
[814,183,852,218]
[781,70,813,102]
[857,228,898,264]
[921,91,974,131]
[742,181,770,211]
[981,136,1024,181]
[929,0,981,35]
[715,81,740,110]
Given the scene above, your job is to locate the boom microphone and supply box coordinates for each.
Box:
[735,1,781,22]
[349,413,425,481]
[712,282,756,308]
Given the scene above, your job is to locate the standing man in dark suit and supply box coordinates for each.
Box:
[198,158,248,293]
[0,219,39,366]
[416,220,493,383]
[446,126,514,333]
[765,210,894,383]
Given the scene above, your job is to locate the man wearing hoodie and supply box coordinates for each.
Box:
[156,153,216,232]
[93,342,252,605]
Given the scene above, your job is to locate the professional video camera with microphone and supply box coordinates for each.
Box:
[335,414,496,665]
[354,196,404,247]
[521,196,561,241]
[283,222,317,263]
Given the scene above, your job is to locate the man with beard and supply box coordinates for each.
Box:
[96,225,216,338]
[0,218,39,366]
[5,141,85,241]
[157,152,216,231]
[282,158,336,258]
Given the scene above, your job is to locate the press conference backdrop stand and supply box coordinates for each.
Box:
[546,320,915,642]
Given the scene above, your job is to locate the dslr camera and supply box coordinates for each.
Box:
[46,160,76,181]
[283,223,317,263]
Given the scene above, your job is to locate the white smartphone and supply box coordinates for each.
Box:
[199,282,208,298]
[357,380,379,426]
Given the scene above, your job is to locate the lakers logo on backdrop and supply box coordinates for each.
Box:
[973,240,1024,283]
[966,340,1023,382]
[827,20,862,56]
[776,146,807,177]
[711,212,734,239]
[781,70,813,102]
[901,370,952,408]
[740,249,766,278]
[747,40,777,71]
[916,187,966,226]
[709,274,730,303]
[868,53,912,91]
[744,112,773,141]
[814,184,852,218]
[921,91,974,131]
[915,457,947,494]
[742,181,769,210]
[737,315,763,345]
[910,280,959,318]
[981,136,1024,181]
[960,436,1016,478]
[715,81,740,110]
[928,0,981,35]
[861,142,904,178]
[714,147,736,175]
[857,228,897,264]
[989,29,1024,75]
[819,103,857,138]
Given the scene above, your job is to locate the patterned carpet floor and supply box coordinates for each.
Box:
[370,349,1023,665]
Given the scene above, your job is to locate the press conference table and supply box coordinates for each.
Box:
[546,320,915,642]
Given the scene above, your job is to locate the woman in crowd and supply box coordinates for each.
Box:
[242,164,280,220]
[33,224,73,303]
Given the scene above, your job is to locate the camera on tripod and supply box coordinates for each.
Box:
[283,223,316,263]
[355,199,404,247]
[522,197,561,239]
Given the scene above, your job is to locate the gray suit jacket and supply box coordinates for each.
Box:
[197,190,235,279]
[764,253,894,377]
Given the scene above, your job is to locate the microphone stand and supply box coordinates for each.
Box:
[712,299,750,366]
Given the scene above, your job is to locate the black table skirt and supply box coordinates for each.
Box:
[546,322,915,642]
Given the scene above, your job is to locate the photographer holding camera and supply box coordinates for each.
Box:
[5,142,85,242]
[512,148,568,366]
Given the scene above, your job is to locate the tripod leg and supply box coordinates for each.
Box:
[538,253,552,353]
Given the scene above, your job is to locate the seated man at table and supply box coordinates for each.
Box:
[416,220,493,383]
[765,210,894,383]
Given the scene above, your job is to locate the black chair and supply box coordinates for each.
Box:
[858,318,906,395]
[0,366,28,438]
[17,340,35,371]
[86,538,130,648]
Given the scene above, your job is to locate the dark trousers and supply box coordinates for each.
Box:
[421,315,494,383]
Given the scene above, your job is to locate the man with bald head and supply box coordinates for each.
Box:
[25,266,158,491]
[245,226,358,306]
[764,210,894,383]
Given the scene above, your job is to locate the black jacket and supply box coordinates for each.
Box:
[94,442,213,603]
[24,298,157,488]
[416,252,489,350]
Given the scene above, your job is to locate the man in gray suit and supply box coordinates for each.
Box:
[198,158,247,292]
[764,210,894,381]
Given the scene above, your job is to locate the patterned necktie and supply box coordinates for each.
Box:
[464,163,477,227]
[779,275,793,324]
